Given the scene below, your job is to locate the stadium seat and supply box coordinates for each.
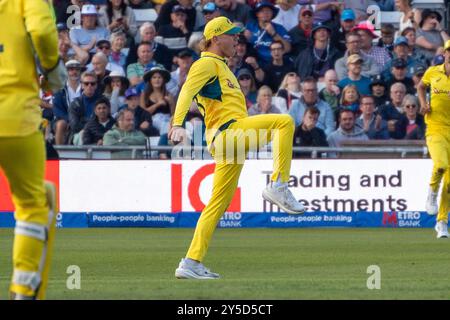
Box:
[133,9,158,25]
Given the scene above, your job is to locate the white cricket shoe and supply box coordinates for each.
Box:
[175,258,220,279]
[426,188,438,215]
[435,221,449,239]
[262,184,305,214]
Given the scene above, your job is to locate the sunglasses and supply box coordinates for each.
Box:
[405,104,417,109]
[83,81,97,86]
[239,75,251,80]
[302,12,313,17]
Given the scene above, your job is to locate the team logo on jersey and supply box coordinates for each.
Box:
[226,79,235,89]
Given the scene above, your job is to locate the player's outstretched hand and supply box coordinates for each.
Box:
[168,126,187,145]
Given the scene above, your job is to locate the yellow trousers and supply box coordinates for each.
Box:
[0,131,51,298]
[426,127,450,223]
[186,114,295,262]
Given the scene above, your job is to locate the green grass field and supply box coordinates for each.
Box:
[0,228,449,300]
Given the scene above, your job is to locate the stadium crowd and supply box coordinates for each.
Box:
[44,0,449,158]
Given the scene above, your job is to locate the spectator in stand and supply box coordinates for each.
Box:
[109,32,129,72]
[319,69,340,118]
[57,22,90,65]
[337,54,372,95]
[412,64,426,90]
[82,97,116,145]
[127,42,157,87]
[68,71,103,145]
[353,21,391,71]
[262,41,295,93]
[379,82,408,139]
[119,87,160,137]
[215,0,251,26]
[370,74,390,110]
[356,95,389,140]
[294,22,340,81]
[312,0,342,26]
[155,0,197,33]
[53,60,84,145]
[103,108,147,159]
[91,52,111,94]
[293,106,328,158]
[126,23,173,71]
[288,5,314,58]
[374,0,395,11]
[335,31,379,80]
[156,5,192,57]
[376,24,395,57]
[327,109,369,157]
[87,40,123,73]
[401,27,428,65]
[382,36,427,79]
[232,35,263,82]
[277,72,302,111]
[237,68,258,110]
[395,0,421,33]
[167,49,195,97]
[103,70,130,116]
[98,0,138,42]
[245,1,292,67]
[194,2,221,32]
[339,84,360,115]
[397,94,425,140]
[416,9,450,64]
[248,86,283,115]
[140,65,175,135]
[272,0,301,32]
[69,5,110,58]
[289,77,335,136]
[333,8,356,56]
[385,58,416,94]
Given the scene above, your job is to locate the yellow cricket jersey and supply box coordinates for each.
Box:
[172,51,248,145]
[421,64,450,128]
[0,0,59,137]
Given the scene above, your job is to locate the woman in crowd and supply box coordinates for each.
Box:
[140,65,175,136]
[398,94,425,140]
[248,86,282,115]
[276,72,301,111]
[339,84,360,115]
[103,70,130,116]
[109,32,129,71]
[416,9,449,63]
[99,0,138,43]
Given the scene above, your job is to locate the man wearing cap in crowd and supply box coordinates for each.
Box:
[411,64,426,89]
[334,30,379,80]
[244,1,292,67]
[385,58,415,94]
[169,16,305,280]
[337,54,372,95]
[195,2,221,32]
[156,5,192,57]
[369,74,389,109]
[53,60,84,145]
[294,21,340,80]
[167,49,196,97]
[418,40,450,238]
[155,0,197,33]
[288,5,314,57]
[382,36,427,80]
[69,4,110,57]
[86,39,124,74]
[334,8,356,55]
[272,0,301,32]
[215,0,251,26]
[353,20,391,71]
[120,87,160,137]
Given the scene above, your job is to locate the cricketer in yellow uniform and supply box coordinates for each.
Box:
[171,17,298,266]
[419,40,450,226]
[0,0,60,299]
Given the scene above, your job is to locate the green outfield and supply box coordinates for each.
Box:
[0,228,449,300]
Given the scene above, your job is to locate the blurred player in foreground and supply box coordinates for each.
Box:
[169,17,305,279]
[0,0,65,299]
[418,40,450,239]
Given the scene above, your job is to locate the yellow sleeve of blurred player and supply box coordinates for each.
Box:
[172,57,217,127]
[0,0,59,137]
